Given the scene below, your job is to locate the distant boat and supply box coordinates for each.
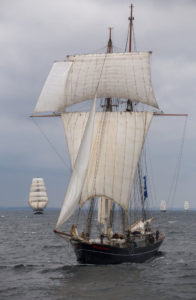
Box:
[28,178,48,214]
[184,201,189,211]
[160,201,166,212]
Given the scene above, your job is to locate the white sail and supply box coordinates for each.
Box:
[62,111,153,210]
[34,61,72,113]
[29,191,47,197]
[28,178,48,211]
[30,187,46,193]
[30,182,46,189]
[55,97,97,228]
[34,52,158,113]
[160,200,166,212]
[184,201,189,211]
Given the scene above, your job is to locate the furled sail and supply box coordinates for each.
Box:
[28,178,48,210]
[98,197,113,224]
[55,97,97,228]
[34,52,158,113]
[129,217,155,234]
[62,111,153,210]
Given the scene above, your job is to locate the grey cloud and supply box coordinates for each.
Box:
[0,0,195,208]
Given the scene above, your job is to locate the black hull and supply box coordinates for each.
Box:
[72,239,164,264]
[34,211,43,215]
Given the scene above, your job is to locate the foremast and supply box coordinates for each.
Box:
[103,28,114,237]
[105,27,113,112]
[86,28,114,238]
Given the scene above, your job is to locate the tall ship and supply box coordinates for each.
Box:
[28,178,48,214]
[160,201,167,212]
[184,201,189,211]
[31,6,187,264]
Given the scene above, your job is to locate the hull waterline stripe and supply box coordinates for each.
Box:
[75,246,160,257]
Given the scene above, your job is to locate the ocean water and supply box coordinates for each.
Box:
[0,210,196,300]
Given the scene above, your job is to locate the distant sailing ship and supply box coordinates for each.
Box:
[28,178,48,214]
[160,201,167,212]
[184,201,189,211]
[31,6,187,264]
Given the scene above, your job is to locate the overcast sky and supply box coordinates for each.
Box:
[0,0,196,209]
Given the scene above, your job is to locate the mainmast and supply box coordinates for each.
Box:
[127,4,134,112]
[125,7,136,230]
[127,4,145,222]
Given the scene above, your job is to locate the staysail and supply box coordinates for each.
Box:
[34,52,158,113]
[55,97,97,228]
[62,111,153,210]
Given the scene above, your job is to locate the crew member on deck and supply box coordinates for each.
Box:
[156,230,160,240]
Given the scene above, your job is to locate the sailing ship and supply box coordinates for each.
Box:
[184,201,189,211]
[31,5,169,264]
[160,200,167,212]
[28,178,48,214]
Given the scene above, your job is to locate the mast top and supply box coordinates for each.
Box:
[129,4,134,52]
[107,27,113,54]
[126,4,134,111]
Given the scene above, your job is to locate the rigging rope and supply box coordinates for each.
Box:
[144,138,158,209]
[132,24,137,52]
[124,23,137,52]
[167,116,188,208]
[124,24,130,52]
[31,117,68,167]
